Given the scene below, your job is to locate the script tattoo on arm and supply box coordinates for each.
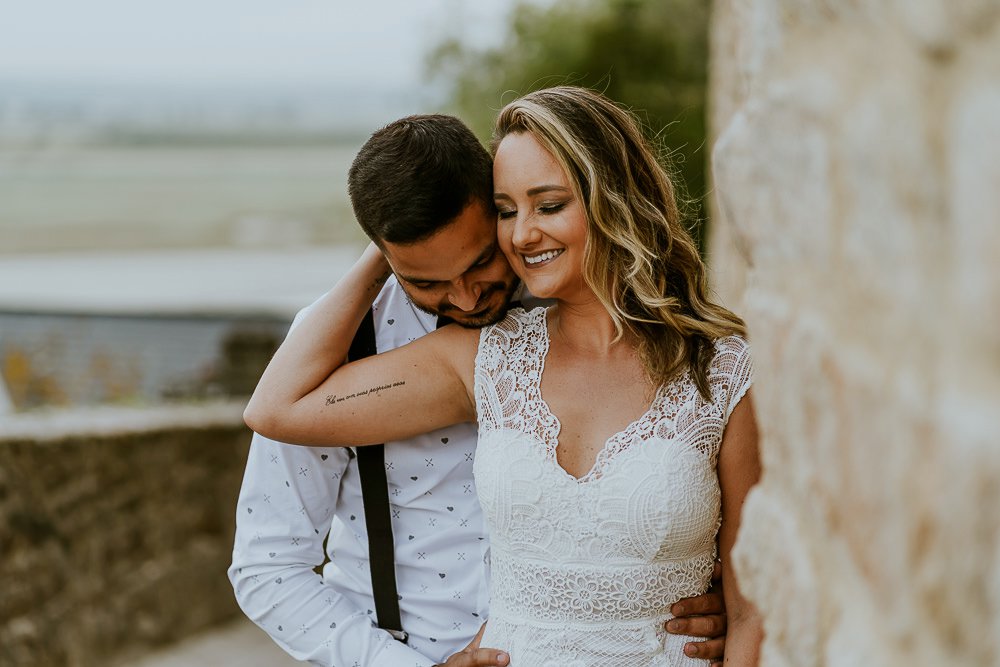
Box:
[325,380,406,407]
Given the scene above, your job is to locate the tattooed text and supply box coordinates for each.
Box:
[325,381,406,406]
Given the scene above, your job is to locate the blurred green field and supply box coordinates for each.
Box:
[0,143,368,254]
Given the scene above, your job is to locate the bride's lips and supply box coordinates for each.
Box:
[521,248,564,268]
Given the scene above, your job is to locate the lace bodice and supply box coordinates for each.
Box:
[473,307,753,667]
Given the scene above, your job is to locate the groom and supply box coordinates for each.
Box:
[229,114,727,667]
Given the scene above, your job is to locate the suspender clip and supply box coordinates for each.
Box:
[386,628,409,644]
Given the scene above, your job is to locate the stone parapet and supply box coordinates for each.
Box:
[0,402,251,667]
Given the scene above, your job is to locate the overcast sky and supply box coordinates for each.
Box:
[0,0,529,90]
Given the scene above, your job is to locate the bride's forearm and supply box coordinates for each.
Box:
[245,243,391,432]
[721,611,762,666]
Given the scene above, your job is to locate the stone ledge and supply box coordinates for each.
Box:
[0,400,247,443]
[0,406,254,666]
[0,247,361,319]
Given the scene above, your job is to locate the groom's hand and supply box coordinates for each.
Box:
[433,650,509,667]
[666,560,727,667]
[433,623,509,667]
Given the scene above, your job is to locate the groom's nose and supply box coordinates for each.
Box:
[447,277,483,311]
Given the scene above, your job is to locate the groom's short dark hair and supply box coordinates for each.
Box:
[348,114,494,246]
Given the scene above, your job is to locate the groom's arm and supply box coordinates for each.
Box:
[229,434,439,667]
[229,301,438,667]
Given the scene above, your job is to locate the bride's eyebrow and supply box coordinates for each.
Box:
[494,185,570,200]
[527,185,570,196]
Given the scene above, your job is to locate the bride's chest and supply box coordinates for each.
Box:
[473,429,721,562]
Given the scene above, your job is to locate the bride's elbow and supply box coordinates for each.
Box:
[243,397,279,439]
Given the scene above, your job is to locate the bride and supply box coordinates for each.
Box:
[245,86,761,666]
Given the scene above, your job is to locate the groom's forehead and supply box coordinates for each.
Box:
[386,236,497,284]
[381,204,499,282]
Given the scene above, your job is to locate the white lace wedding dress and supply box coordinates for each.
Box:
[473,307,753,667]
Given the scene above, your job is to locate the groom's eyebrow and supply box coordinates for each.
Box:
[465,241,498,269]
[397,242,497,286]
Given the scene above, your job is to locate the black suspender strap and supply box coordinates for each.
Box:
[348,310,452,644]
[348,308,407,643]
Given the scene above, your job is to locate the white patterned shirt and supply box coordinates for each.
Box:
[230,277,497,666]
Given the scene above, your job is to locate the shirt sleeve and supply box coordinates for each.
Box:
[229,434,437,667]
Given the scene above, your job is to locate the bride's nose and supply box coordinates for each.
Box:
[511,211,542,249]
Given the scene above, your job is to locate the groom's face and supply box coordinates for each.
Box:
[381,199,519,328]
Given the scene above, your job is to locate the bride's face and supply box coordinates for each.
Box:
[492,132,590,302]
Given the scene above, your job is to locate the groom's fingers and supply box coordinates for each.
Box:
[460,623,488,652]
[466,648,510,666]
[666,611,727,638]
[682,637,725,661]
[439,648,510,666]
[671,590,725,617]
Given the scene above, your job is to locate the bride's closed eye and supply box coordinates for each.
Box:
[496,201,570,221]
[537,201,568,214]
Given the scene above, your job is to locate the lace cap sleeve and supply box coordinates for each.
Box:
[474,307,541,432]
[711,335,754,425]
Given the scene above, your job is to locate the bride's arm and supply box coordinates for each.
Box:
[244,243,479,447]
[716,390,763,666]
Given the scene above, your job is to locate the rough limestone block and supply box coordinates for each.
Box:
[713,46,847,294]
[733,487,820,667]
[949,59,1000,370]
[709,0,1000,664]
[891,0,1000,52]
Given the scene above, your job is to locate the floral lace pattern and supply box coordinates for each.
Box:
[473,308,753,666]
[489,555,717,622]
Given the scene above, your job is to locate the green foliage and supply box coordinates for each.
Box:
[427,0,710,240]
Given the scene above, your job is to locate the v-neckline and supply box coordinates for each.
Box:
[533,308,665,484]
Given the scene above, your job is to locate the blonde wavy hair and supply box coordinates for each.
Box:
[492,86,745,400]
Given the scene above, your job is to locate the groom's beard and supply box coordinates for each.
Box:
[407,278,521,329]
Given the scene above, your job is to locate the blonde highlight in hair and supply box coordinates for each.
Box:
[492,86,744,399]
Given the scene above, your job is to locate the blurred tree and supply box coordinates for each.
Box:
[427,0,710,245]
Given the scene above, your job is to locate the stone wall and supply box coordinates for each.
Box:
[708,2,1000,665]
[0,403,251,667]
